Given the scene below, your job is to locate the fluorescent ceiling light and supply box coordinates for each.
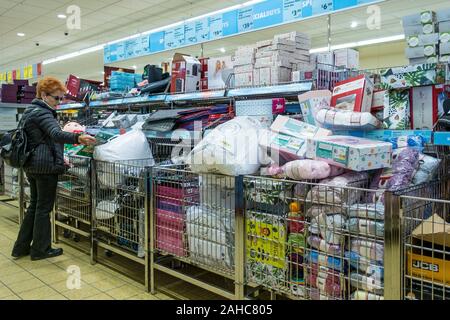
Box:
[17,33,25,37]
[132,65,137,69]
[42,44,104,65]
[310,34,405,53]
[351,21,358,28]
[57,14,67,19]
[219,48,226,53]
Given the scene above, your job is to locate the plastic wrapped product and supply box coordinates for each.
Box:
[309,214,347,245]
[96,200,119,220]
[306,205,344,218]
[348,203,385,220]
[384,135,425,152]
[345,251,384,276]
[187,117,265,176]
[351,290,384,300]
[283,159,331,180]
[290,279,306,298]
[412,154,441,185]
[306,172,369,206]
[386,148,420,192]
[348,218,384,237]
[350,239,384,262]
[307,235,342,256]
[350,273,384,294]
[315,108,382,130]
[307,250,344,272]
[289,252,304,278]
[306,263,343,298]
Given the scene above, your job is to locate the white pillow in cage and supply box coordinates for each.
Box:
[93,129,155,165]
[187,117,265,176]
[95,200,119,220]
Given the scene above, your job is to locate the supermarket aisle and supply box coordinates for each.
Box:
[0,204,170,300]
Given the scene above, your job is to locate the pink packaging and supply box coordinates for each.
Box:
[156,209,186,257]
[272,98,286,114]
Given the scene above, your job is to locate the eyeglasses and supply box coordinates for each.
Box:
[49,94,64,102]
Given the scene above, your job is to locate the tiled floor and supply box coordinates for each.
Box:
[0,202,171,301]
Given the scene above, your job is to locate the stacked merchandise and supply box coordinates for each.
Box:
[233,45,257,87]
[199,58,208,91]
[1,80,35,104]
[235,98,286,129]
[109,71,138,92]
[254,32,311,86]
[403,9,450,64]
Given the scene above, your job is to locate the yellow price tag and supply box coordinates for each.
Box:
[7,71,12,82]
[16,69,21,79]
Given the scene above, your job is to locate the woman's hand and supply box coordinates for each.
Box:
[78,134,97,146]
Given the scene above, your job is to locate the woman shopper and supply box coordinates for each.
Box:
[11,76,96,261]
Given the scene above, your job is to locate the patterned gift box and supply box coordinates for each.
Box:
[380,63,445,89]
[383,89,411,130]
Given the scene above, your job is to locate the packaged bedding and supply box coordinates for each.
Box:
[307,250,345,272]
[351,290,384,300]
[307,235,342,256]
[350,239,384,262]
[348,203,385,220]
[348,218,384,237]
[187,117,266,176]
[412,154,441,184]
[350,273,384,294]
[306,263,344,298]
[306,205,345,218]
[306,171,369,206]
[315,108,382,130]
[309,213,347,245]
[345,251,384,276]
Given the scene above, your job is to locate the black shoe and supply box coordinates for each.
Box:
[31,248,63,261]
[11,249,30,260]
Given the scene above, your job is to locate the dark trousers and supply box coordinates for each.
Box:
[13,173,58,257]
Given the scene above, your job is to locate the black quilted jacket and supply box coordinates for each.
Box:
[23,99,79,174]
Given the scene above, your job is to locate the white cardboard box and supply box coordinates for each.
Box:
[334,49,359,69]
[440,42,450,54]
[270,115,332,140]
[439,21,450,32]
[411,86,438,129]
[436,8,450,22]
[404,25,425,36]
[331,74,374,113]
[235,71,254,87]
[298,90,332,126]
[316,52,334,66]
[234,64,254,74]
[440,32,450,43]
[419,33,440,45]
[258,43,296,53]
[254,66,291,86]
[255,56,293,68]
[402,13,422,27]
[274,31,310,42]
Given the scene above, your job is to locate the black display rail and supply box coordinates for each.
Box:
[81,81,314,109]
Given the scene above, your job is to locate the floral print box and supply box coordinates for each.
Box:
[306,136,392,171]
[380,63,445,89]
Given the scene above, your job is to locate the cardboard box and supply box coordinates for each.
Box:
[411,86,439,130]
[383,89,411,130]
[234,46,256,66]
[254,67,291,86]
[439,21,450,32]
[419,33,440,45]
[234,64,254,74]
[208,56,233,89]
[402,13,422,27]
[407,214,450,285]
[331,75,374,113]
[258,43,296,53]
[257,38,295,48]
[235,71,254,87]
[371,90,387,111]
[440,42,450,55]
[405,46,426,58]
[409,57,427,65]
[440,32,450,43]
[270,115,332,140]
[380,64,442,89]
[254,56,293,69]
[334,49,359,69]
[298,90,332,126]
[274,31,310,42]
[436,8,450,22]
[316,52,334,66]
[259,130,309,162]
[439,55,450,63]
[170,53,201,93]
[404,25,425,36]
[255,50,291,60]
[306,136,392,171]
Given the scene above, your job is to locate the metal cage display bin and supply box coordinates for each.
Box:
[2,162,19,200]
[296,63,359,91]
[242,174,388,300]
[397,181,450,300]
[91,158,150,289]
[52,155,92,249]
[150,165,247,300]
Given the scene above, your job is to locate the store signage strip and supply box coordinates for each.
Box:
[104,0,384,64]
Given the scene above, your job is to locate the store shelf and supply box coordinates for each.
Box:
[56,102,86,110]
[90,94,167,108]
[166,90,226,103]
[0,102,29,109]
[227,81,313,99]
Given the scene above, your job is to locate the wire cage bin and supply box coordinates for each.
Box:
[52,155,92,246]
[92,158,151,260]
[397,180,450,300]
[150,165,245,299]
[2,162,20,199]
[242,174,388,300]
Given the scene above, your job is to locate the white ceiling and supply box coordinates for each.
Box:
[1,0,450,82]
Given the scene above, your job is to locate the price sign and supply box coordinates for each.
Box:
[238,7,253,32]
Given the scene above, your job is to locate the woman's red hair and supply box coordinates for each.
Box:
[36,76,67,99]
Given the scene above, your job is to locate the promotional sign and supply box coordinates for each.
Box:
[0,62,42,83]
[104,0,383,63]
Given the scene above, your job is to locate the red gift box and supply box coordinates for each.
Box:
[331,74,374,113]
